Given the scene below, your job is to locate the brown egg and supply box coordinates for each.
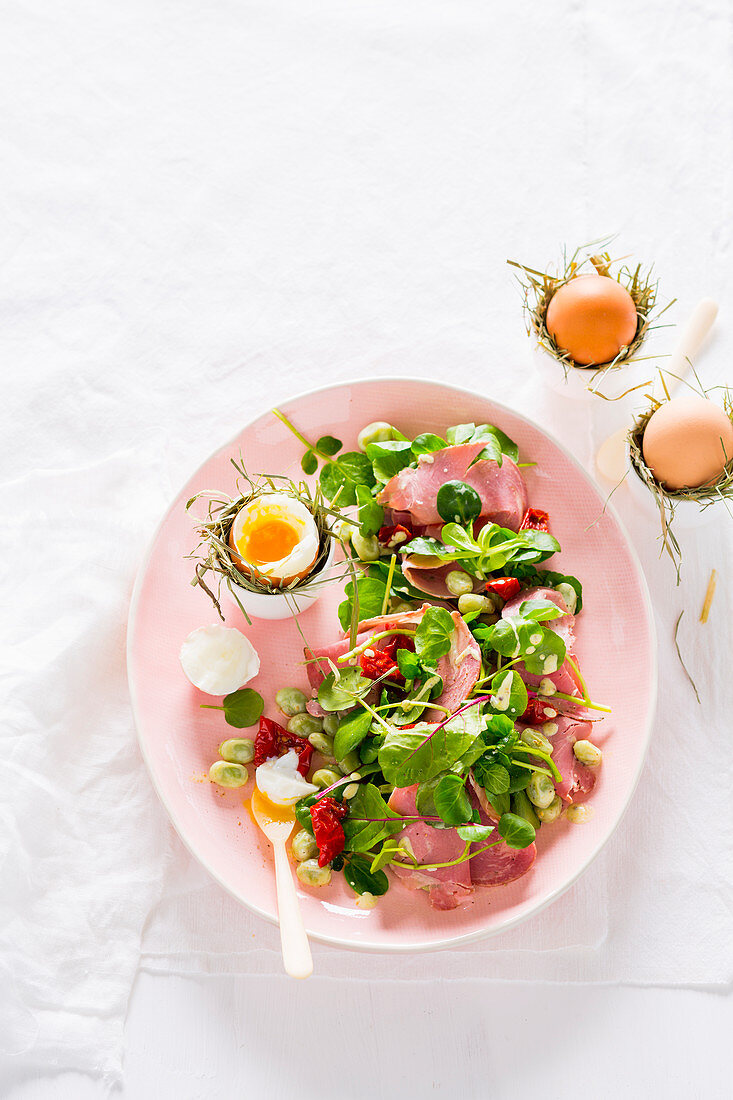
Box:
[545,274,638,366]
[642,394,733,490]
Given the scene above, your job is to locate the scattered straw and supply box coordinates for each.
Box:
[699,570,717,623]
[673,611,701,705]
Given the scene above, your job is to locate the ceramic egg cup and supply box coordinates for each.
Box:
[625,438,722,530]
[532,340,645,403]
[222,538,337,620]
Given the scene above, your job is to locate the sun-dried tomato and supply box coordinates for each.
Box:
[485,576,521,601]
[310,796,349,867]
[377,523,413,550]
[359,648,402,682]
[253,716,314,776]
[521,697,558,726]
[519,508,550,533]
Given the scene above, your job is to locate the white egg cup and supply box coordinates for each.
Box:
[222,538,337,620]
[532,340,643,402]
[625,438,723,530]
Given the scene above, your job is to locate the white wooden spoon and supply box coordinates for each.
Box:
[595,298,719,482]
[251,788,313,979]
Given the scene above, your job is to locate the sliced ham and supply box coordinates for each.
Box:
[542,714,596,804]
[468,791,537,887]
[401,557,482,600]
[387,785,473,910]
[377,443,529,532]
[305,605,481,716]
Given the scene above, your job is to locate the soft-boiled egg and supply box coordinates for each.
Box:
[228,493,320,586]
[642,394,733,489]
[180,624,260,695]
[546,274,638,366]
[256,749,319,806]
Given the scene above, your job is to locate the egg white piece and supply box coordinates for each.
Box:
[230,493,320,584]
[256,750,319,806]
[179,624,260,695]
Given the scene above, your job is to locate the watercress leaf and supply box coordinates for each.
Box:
[436,480,483,525]
[334,709,373,760]
[474,618,521,658]
[498,811,536,849]
[487,670,528,722]
[355,484,384,537]
[433,773,472,826]
[294,794,318,836]
[319,461,355,505]
[411,432,447,456]
[316,434,342,457]
[414,606,455,663]
[370,840,405,873]
[456,823,495,842]
[510,790,541,830]
[519,624,566,675]
[343,783,401,853]
[395,648,421,681]
[488,791,511,818]
[415,776,440,817]
[318,669,372,712]
[343,855,390,896]
[337,575,387,631]
[337,451,375,487]
[508,564,584,613]
[301,450,318,475]
[478,762,511,795]
[222,688,265,728]
[365,440,414,482]
[519,597,563,622]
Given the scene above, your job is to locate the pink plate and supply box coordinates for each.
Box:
[127,378,656,952]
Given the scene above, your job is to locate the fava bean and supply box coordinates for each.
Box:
[209,761,249,788]
[527,772,556,810]
[291,830,319,862]
[352,532,381,562]
[218,738,255,765]
[276,687,308,717]
[296,859,332,887]
[458,593,492,615]
[357,421,399,451]
[308,730,335,756]
[312,768,342,790]
[446,570,474,597]
[537,795,563,823]
[573,740,602,766]
[566,803,594,824]
[287,713,323,738]
[337,752,361,775]
[322,713,340,737]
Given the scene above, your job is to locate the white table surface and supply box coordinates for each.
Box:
[3,0,731,1096]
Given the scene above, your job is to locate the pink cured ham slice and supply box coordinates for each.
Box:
[388,785,472,910]
[401,557,483,600]
[305,605,481,716]
[502,585,575,653]
[541,714,596,804]
[468,807,536,888]
[377,443,529,531]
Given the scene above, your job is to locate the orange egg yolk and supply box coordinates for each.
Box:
[239,519,300,565]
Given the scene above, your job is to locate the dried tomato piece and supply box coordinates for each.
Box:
[521,697,558,726]
[377,523,413,550]
[359,647,401,682]
[253,716,314,776]
[519,508,550,533]
[485,576,521,601]
[310,796,349,867]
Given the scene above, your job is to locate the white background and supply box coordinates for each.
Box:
[3,0,732,1097]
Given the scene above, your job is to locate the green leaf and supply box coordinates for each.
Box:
[445,422,519,465]
[343,783,401,853]
[317,669,372,712]
[478,762,511,795]
[316,434,342,456]
[519,624,566,675]
[378,712,481,788]
[370,839,405,874]
[301,450,318,475]
[334,709,373,760]
[343,854,390,896]
[446,423,478,446]
[222,688,265,728]
[501,806,537,845]
[337,575,387,631]
[294,794,319,836]
[365,439,414,482]
[395,647,421,682]
[319,461,355,505]
[411,432,447,456]
[355,484,384,538]
[402,535,452,558]
[433,774,472,826]
[519,597,563,622]
[474,617,521,658]
[414,606,455,664]
[415,776,440,817]
[337,451,375,485]
[488,791,511,818]
[440,523,481,554]
[456,822,495,842]
[508,564,584,613]
[436,481,483,525]
[487,669,528,721]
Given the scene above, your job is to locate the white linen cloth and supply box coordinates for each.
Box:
[2,0,732,1088]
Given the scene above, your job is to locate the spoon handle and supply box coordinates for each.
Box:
[658,297,718,394]
[273,840,313,979]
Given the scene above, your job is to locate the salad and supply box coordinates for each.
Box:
[195,415,607,912]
